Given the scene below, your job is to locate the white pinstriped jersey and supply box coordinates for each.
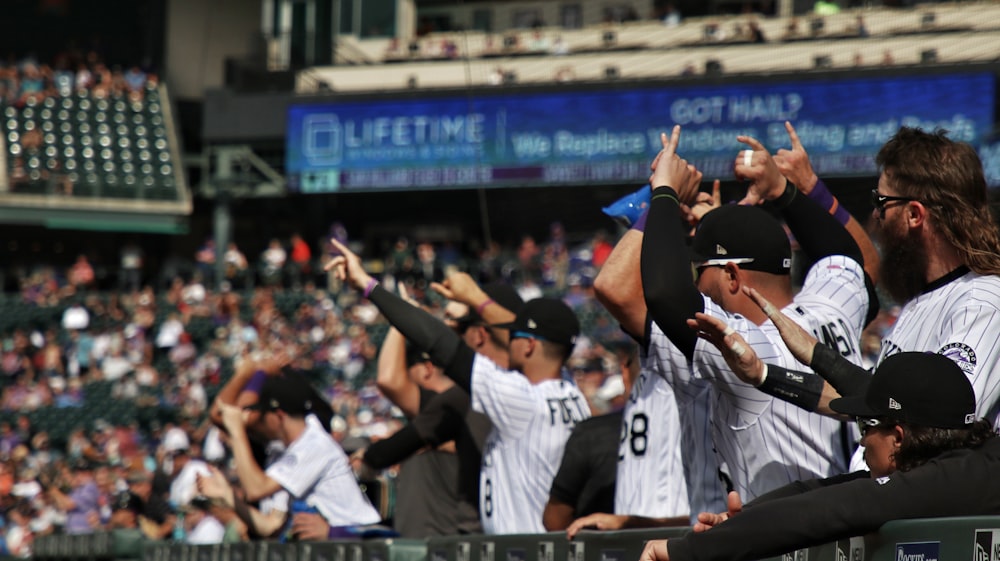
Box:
[470,353,590,534]
[643,324,728,520]
[656,255,869,501]
[876,270,1000,426]
[614,351,691,519]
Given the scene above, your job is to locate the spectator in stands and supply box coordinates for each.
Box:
[261,239,287,287]
[551,37,570,56]
[68,255,96,291]
[124,66,146,95]
[528,31,550,53]
[214,375,382,539]
[748,20,766,43]
[289,233,312,288]
[47,458,100,535]
[854,15,869,38]
[125,469,174,539]
[195,239,216,286]
[119,243,143,293]
[881,49,894,65]
[661,3,681,26]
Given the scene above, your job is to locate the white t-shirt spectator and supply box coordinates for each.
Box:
[266,415,380,527]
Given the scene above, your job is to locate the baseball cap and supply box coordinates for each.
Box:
[246,374,319,416]
[691,205,792,275]
[829,352,977,429]
[493,297,580,347]
[458,283,526,327]
[161,427,190,454]
[405,347,433,368]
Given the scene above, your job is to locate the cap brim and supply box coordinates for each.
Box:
[490,321,517,330]
[828,395,878,418]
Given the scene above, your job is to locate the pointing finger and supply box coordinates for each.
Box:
[328,237,354,259]
[784,121,803,150]
[664,125,681,156]
[711,179,721,205]
[736,135,767,152]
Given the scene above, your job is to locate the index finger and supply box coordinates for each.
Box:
[784,121,803,150]
[736,135,767,152]
[328,237,355,259]
[662,125,681,155]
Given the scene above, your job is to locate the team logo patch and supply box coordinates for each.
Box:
[974,529,1000,561]
[716,244,728,255]
[527,319,537,329]
[938,343,977,376]
[875,476,891,485]
[889,398,902,410]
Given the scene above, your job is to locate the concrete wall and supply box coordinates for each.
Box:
[165,0,261,100]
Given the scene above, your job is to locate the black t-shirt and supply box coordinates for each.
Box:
[412,385,491,504]
[548,411,622,516]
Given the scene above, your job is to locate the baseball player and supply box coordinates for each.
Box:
[718,127,1000,436]
[570,187,723,535]
[326,240,590,534]
[639,126,873,500]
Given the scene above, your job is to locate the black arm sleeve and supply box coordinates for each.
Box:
[640,186,704,360]
[363,424,425,469]
[666,443,1000,561]
[746,471,869,506]
[756,364,825,412]
[368,285,476,392]
[810,343,872,397]
[774,187,863,264]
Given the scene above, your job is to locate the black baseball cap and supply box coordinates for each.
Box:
[405,347,433,368]
[458,282,526,327]
[247,372,325,418]
[829,352,977,429]
[690,205,792,275]
[493,297,580,347]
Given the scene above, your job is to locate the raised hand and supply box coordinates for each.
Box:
[773,121,819,193]
[743,286,818,366]
[733,136,787,205]
[324,238,375,292]
[196,466,234,508]
[683,178,721,227]
[430,272,488,307]
[650,125,700,205]
[686,313,766,386]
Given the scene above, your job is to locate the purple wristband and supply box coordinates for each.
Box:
[244,370,268,394]
[807,178,851,226]
[631,209,649,232]
[363,278,379,299]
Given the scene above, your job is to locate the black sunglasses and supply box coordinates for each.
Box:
[855,416,890,438]
[870,189,923,219]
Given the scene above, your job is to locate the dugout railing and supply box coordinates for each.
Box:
[32,517,1000,561]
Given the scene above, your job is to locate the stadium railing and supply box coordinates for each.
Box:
[34,516,1000,561]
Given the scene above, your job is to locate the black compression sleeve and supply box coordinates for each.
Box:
[363,424,425,469]
[747,471,869,506]
[774,186,863,264]
[640,186,703,360]
[367,285,472,391]
[810,343,871,397]
[757,364,825,412]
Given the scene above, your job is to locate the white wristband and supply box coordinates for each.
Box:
[755,363,768,387]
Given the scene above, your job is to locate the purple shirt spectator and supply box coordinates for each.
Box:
[65,478,100,534]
